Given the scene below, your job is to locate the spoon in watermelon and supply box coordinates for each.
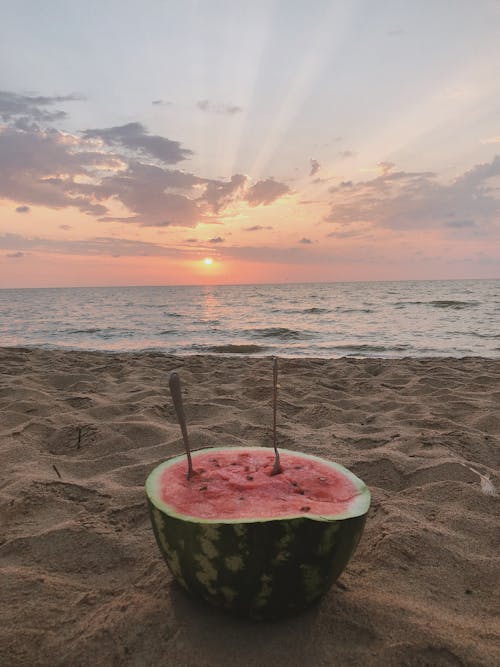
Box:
[169,371,195,479]
[270,356,283,475]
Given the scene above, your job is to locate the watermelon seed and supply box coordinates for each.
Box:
[300,506,311,512]
[199,486,208,491]
[246,475,254,481]
[239,496,245,500]
[319,477,327,482]
[291,481,298,487]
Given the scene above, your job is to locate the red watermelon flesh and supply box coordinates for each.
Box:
[158,448,359,520]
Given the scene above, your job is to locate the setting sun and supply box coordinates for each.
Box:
[203,257,214,266]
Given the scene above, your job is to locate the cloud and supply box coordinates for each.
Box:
[208,236,224,243]
[0,90,81,124]
[245,178,290,207]
[0,126,111,215]
[152,99,170,106]
[6,251,24,258]
[298,237,313,244]
[0,232,186,258]
[326,157,500,235]
[480,137,500,145]
[309,159,320,177]
[243,225,273,231]
[0,89,293,230]
[94,161,207,227]
[199,174,247,213]
[82,122,192,164]
[338,150,355,159]
[197,100,242,115]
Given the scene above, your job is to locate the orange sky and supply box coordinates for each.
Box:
[1,2,500,287]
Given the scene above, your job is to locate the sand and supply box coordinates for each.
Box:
[0,348,499,667]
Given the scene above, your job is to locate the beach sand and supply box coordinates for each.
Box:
[0,348,499,666]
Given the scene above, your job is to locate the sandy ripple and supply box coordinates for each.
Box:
[0,348,499,666]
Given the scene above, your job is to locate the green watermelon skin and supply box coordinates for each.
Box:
[147,498,367,620]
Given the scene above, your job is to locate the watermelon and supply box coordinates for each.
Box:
[146,446,370,620]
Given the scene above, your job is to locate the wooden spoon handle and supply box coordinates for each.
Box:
[169,372,194,479]
[271,357,282,475]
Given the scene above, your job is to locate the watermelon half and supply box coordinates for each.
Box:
[146,446,370,620]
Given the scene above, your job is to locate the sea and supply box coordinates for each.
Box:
[1,279,500,358]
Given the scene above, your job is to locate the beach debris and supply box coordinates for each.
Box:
[52,464,62,479]
[169,372,195,479]
[468,466,497,496]
[270,356,283,476]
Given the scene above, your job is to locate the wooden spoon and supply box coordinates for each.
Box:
[169,371,195,479]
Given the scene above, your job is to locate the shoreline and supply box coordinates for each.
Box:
[1,348,499,665]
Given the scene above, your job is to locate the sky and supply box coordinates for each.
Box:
[1,0,500,288]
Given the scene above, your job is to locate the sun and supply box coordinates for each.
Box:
[203,257,214,266]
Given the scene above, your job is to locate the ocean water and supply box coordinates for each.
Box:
[1,280,500,358]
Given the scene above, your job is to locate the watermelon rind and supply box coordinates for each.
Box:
[145,446,370,620]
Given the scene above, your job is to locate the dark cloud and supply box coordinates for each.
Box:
[309,159,320,177]
[94,160,206,226]
[199,174,247,213]
[326,158,500,234]
[0,126,111,215]
[0,88,296,230]
[82,122,192,164]
[243,225,273,231]
[152,99,170,106]
[326,229,367,239]
[6,251,24,258]
[208,236,224,243]
[0,90,81,123]
[197,100,242,115]
[245,178,290,207]
[299,237,313,244]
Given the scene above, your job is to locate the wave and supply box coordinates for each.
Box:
[332,344,411,354]
[335,307,374,314]
[429,300,480,309]
[66,328,102,334]
[302,307,331,314]
[269,307,330,315]
[394,300,480,310]
[245,327,307,340]
[468,331,500,339]
[199,344,267,354]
